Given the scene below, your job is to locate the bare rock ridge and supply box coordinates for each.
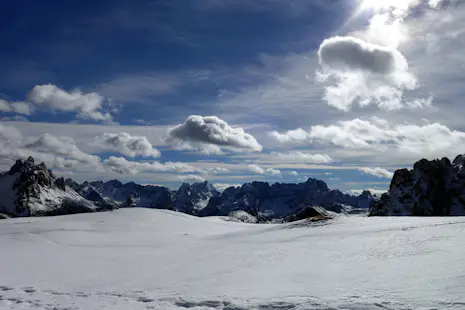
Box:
[0,156,373,220]
[370,155,465,216]
[0,157,97,217]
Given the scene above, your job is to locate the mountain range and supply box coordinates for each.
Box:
[0,156,373,221]
[3,154,465,220]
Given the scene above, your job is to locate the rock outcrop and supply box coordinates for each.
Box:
[0,157,96,217]
[370,155,465,216]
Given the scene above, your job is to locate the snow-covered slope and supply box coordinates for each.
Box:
[0,157,96,217]
[371,155,465,216]
[0,209,464,309]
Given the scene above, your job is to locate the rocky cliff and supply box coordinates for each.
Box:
[370,155,465,216]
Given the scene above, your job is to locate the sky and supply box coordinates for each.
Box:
[0,0,464,193]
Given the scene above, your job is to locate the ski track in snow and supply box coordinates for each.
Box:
[1,209,465,309]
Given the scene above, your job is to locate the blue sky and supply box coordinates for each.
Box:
[1,0,464,194]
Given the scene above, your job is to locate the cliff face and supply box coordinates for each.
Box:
[370,155,465,216]
[0,157,96,217]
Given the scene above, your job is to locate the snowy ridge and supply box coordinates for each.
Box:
[0,157,97,217]
[1,209,464,309]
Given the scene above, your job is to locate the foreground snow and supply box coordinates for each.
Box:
[0,209,464,309]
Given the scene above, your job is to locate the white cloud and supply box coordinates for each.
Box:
[289,171,299,176]
[29,84,114,122]
[270,118,465,160]
[214,183,241,191]
[358,167,394,179]
[25,133,101,166]
[175,174,206,183]
[102,156,201,175]
[0,122,23,143]
[347,188,387,196]
[167,115,263,153]
[317,36,420,111]
[206,167,230,174]
[95,132,161,158]
[0,99,33,115]
[271,151,333,164]
[248,164,281,176]
[173,142,224,155]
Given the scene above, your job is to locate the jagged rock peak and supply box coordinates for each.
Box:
[370,154,465,216]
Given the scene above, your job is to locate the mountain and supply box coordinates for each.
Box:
[70,178,372,221]
[0,156,374,220]
[0,157,97,217]
[174,181,220,215]
[370,155,465,216]
[199,178,373,220]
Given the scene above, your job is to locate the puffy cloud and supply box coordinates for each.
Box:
[95,132,161,158]
[271,151,333,164]
[25,133,101,166]
[0,99,33,115]
[270,118,465,159]
[29,84,113,122]
[319,36,404,75]
[358,167,394,179]
[102,156,201,175]
[167,115,263,153]
[317,36,420,111]
[289,171,299,176]
[248,164,281,176]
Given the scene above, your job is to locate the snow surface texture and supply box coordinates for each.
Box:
[1,208,464,309]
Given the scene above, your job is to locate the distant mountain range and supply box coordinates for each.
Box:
[0,157,373,221]
[4,154,464,220]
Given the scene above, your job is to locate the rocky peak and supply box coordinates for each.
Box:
[370,155,465,216]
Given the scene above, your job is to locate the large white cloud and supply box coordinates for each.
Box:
[271,151,333,164]
[358,167,394,179]
[270,117,465,160]
[29,84,113,122]
[317,36,421,111]
[167,115,263,153]
[95,132,161,158]
[102,156,201,175]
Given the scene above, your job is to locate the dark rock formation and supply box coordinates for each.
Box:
[370,155,465,216]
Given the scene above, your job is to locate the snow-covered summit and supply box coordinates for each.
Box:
[0,157,96,217]
[370,155,465,216]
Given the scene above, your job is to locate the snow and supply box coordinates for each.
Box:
[0,209,464,309]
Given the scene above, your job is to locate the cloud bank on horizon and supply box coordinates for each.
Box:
[0,0,463,192]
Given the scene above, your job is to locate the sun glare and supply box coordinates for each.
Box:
[358,0,420,13]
